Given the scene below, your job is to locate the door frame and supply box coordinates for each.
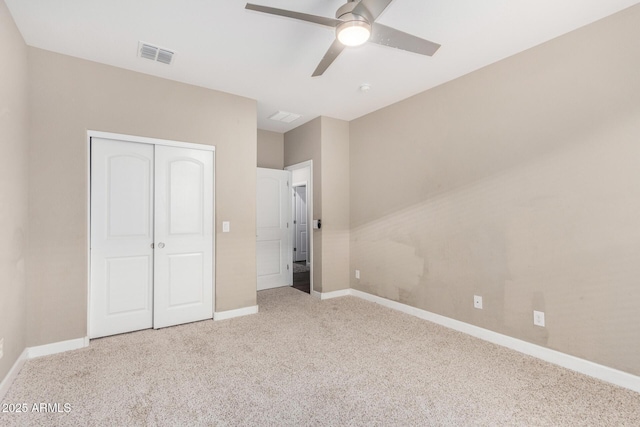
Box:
[86,130,216,338]
[284,160,314,295]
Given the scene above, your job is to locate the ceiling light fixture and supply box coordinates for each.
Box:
[336,20,371,47]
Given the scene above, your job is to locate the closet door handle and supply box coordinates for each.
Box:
[158,242,165,249]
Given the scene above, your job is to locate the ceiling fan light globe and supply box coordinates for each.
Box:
[337,21,371,47]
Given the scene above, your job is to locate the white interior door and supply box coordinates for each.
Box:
[153,145,214,329]
[257,168,291,291]
[90,138,154,338]
[294,186,308,262]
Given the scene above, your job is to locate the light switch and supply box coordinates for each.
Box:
[222,221,230,233]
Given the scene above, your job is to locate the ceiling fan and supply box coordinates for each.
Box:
[245,0,441,77]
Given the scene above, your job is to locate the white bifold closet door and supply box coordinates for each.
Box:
[90,137,213,338]
[91,139,154,338]
[153,145,213,329]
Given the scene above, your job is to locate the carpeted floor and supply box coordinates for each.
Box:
[1,287,639,426]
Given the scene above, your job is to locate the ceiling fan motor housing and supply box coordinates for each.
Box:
[336,1,372,46]
[336,0,372,23]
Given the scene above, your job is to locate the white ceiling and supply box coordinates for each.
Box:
[6,0,639,132]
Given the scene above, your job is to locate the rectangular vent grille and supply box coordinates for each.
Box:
[138,42,174,65]
[268,111,301,123]
[157,49,174,65]
[140,44,158,60]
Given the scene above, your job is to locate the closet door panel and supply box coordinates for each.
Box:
[154,145,214,328]
[90,138,154,338]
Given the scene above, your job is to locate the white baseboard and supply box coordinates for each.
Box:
[0,348,28,401]
[214,305,259,321]
[1,336,89,400]
[27,337,89,359]
[317,289,351,300]
[311,290,322,299]
[348,288,640,393]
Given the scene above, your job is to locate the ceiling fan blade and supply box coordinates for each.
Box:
[352,0,394,22]
[245,3,341,27]
[370,23,441,56]
[312,39,346,77]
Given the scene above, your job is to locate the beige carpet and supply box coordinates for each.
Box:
[1,287,639,426]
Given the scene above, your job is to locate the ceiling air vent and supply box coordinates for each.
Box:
[268,111,301,124]
[138,42,175,65]
[156,49,174,65]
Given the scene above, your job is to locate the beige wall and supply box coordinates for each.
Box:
[284,117,350,293]
[27,48,257,346]
[0,0,29,381]
[319,118,350,293]
[257,129,284,169]
[349,5,640,375]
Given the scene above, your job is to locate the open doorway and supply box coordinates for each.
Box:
[292,184,310,293]
[285,160,313,295]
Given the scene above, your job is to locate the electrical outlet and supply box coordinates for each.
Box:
[0,338,4,360]
[474,295,483,309]
[355,270,360,279]
[533,310,545,327]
